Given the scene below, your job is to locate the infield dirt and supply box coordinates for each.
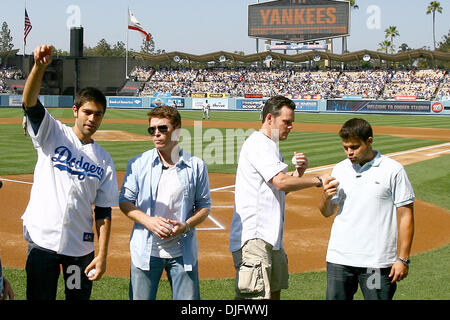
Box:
[0,119,449,279]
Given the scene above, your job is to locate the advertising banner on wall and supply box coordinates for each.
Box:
[236,99,266,110]
[108,97,143,108]
[236,99,318,111]
[327,100,431,113]
[150,97,185,108]
[8,95,23,107]
[192,98,229,110]
[293,100,319,111]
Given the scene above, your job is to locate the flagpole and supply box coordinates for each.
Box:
[23,1,26,70]
[125,7,129,80]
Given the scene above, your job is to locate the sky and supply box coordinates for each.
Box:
[1,0,448,56]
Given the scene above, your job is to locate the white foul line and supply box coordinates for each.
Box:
[0,178,33,185]
[426,149,450,156]
[386,142,450,158]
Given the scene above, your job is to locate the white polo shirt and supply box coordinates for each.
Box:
[22,108,118,257]
[326,150,415,268]
[229,131,288,252]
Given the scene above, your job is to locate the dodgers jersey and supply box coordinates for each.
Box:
[22,105,118,257]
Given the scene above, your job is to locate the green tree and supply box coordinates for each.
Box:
[94,39,112,56]
[112,41,126,57]
[437,30,449,52]
[426,1,443,50]
[384,26,399,54]
[398,43,411,52]
[0,21,13,52]
[378,40,391,54]
[141,34,155,54]
[54,48,70,56]
[140,37,155,54]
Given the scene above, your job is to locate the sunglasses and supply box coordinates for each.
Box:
[147,125,169,135]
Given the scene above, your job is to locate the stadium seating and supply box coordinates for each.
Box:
[382,69,446,100]
[434,72,450,100]
[0,66,24,93]
[135,66,448,100]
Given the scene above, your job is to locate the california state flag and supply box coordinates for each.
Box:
[128,9,150,41]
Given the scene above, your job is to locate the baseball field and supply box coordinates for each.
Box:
[0,108,449,300]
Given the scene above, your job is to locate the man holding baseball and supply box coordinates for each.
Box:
[319,118,415,300]
[21,44,118,300]
[229,95,330,300]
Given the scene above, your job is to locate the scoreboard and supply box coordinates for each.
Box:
[248,0,350,42]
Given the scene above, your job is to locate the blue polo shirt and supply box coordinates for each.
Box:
[119,147,211,271]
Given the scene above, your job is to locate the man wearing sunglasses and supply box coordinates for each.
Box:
[119,106,211,300]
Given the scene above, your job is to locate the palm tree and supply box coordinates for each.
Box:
[378,40,392,54]
[426,1,443,50]
[384,26,399,54]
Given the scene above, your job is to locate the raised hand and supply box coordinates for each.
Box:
[33,44,53,67]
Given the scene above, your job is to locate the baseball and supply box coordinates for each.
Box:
[291,154,302,167]
[86,269,96,278]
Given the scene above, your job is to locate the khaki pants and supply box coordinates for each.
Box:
[232,239,289,299]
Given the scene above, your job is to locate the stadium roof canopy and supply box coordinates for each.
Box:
[130,49,450,64]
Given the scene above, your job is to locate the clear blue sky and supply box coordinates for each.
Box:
[1,0,448,55]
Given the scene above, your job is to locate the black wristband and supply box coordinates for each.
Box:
[316,176,323,187]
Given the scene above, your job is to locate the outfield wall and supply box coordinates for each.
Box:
[1,94,449,115]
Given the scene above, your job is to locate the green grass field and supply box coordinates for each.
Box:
[1,108,449,300]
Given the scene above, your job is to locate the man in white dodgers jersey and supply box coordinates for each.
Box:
[21,44,118,300]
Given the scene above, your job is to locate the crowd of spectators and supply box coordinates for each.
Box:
[288,70,339,98]
[0,66,23,93]
[330,70,391,99]
[435,73,450,100]
[129,66,153,82]
[135,66,448,100]
[141,68,198,96]
[382,69,446,100]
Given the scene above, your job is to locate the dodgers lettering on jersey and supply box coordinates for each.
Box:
[21,107,119,256]
[51,145,105,181]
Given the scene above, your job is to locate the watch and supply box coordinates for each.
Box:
[316,176,323,188]
[183,222,191,235]
[398,257,410,266]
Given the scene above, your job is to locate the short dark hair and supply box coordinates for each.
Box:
[148,105,182,128]
[74,87,107,113]
[339,118,373,141]
[262,95,295,123]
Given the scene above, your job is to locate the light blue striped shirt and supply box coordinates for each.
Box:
[119,147,211,271]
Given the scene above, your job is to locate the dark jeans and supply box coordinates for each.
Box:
[326,262,397,300]
[25,243,94,300]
